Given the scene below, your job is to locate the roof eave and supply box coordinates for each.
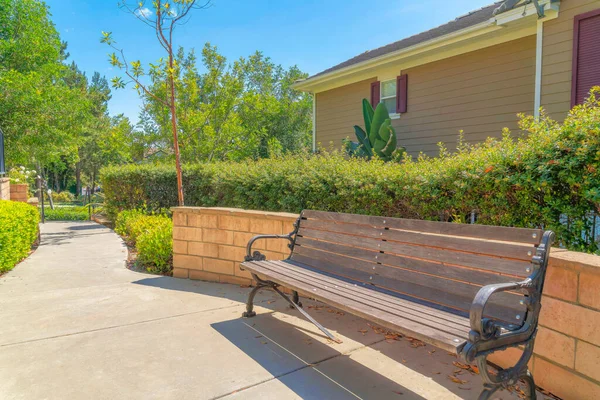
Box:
[291,19,497,92]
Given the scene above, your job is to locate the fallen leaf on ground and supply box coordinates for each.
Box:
[428,349,436,354]
[453,361,470,370]
[448,376,467,385]
[406,337,426,348]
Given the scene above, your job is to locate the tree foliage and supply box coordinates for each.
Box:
[0,0,139,195]
[141,44,312,162]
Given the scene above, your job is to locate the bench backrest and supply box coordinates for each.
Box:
[291,210,548,326]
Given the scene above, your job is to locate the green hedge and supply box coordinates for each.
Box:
[0,200,40,273]
[102,89,600,253]
[44,207,89,221]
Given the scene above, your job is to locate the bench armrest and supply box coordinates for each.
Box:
[462,231,555,362]
[469,279,532,335]
[244,216,302,262]
[244,234,295,261]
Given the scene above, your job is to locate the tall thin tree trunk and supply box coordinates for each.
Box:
[169,52,184,206]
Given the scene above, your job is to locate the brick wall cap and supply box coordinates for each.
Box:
[172,207,299,221]
[550,250,600,274]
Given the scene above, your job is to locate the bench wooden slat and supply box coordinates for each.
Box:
[298,227,532,277]
[269,260,471,331]
[295,236,517,286]
[300,219,534,261]
[291,249,525,325]
[280,259,471,328]
[243,260,468,352]
[262,261,470,337]
[302,210,543,245]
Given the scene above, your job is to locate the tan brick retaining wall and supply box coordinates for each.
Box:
[172,207,600,399]
[9,183,28,202]
[0,178,9,200]
[172,207,298,286]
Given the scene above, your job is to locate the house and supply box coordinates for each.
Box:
[292,0,600,156]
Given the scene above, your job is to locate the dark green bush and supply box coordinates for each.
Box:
[0,200,39,272]
[102,89,600,253]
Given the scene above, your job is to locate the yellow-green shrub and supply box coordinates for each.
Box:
[0,200,39,272]
[136,217,173,274]
[114,209,144,238]
[115,210,173,273]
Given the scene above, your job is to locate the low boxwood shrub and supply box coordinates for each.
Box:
[115,211,173,274]
[44,206,89,221]
[101,89,600,253]
[0,200,40,273]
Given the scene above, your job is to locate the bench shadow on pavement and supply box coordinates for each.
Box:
[133,276,502,399]
[211,313,427,400]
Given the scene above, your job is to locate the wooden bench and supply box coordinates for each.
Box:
[240,210,554,399]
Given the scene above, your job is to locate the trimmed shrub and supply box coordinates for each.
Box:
[114,209,144,239]
[102,89,600,253]
[136,217,173,274]
[48,191,75,203]
[0,200,39,272]
[44,206,88,221]
[115,210,173,273]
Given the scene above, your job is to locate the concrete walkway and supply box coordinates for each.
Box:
[0,222,549,400]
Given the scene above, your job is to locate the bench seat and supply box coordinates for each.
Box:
[243,259,470,352]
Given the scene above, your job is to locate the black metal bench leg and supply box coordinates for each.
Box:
[242,284,264,318]
[476,341,536,400]
[289,290,302,309]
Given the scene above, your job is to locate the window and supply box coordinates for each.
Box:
[572,9,600,107]
[380,80,397,115]
[370,75,407,114]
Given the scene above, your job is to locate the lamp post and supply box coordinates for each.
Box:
[0,127,5,176]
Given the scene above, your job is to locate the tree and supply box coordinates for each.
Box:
[101,0,213,206]
[140,44,312,162]
[0,0,90,168]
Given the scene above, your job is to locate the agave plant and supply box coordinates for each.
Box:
[344,99,404,161]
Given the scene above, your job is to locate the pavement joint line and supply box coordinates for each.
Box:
[210,319,387,400]
[0,303,243,348]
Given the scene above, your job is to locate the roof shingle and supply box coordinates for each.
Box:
[311,2,503,79]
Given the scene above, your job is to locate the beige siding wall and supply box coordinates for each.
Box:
[315,78,374,149]
[541,0,600,121]
[395,36,536,156]
[315,37,536,157]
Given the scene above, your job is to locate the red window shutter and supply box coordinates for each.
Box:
[572,9,600,107]
[396,74,408,113]
[370,81,380,107]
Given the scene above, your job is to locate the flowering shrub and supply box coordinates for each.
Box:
[102,88,600,253]
[0,200,39,272]
[8,166,36,185]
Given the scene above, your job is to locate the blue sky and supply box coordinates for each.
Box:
[45,0,494,125]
